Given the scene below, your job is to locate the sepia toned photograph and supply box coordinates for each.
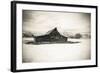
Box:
[11,1,97,72]
[22,10,91,63]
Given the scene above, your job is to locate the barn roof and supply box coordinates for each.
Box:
[35,28,67,38]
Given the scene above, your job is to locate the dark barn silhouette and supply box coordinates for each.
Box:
[34,28,68,43]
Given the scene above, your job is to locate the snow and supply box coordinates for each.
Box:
[22,39,91,63]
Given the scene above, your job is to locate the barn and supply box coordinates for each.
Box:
[34,28,67,43]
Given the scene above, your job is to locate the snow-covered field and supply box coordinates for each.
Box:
[22,39,91,63]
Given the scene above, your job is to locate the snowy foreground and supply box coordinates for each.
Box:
[22,39,91,63]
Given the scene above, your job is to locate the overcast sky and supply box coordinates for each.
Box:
[22,10,91,36]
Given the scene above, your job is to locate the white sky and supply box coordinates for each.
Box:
[23,10,91,36]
